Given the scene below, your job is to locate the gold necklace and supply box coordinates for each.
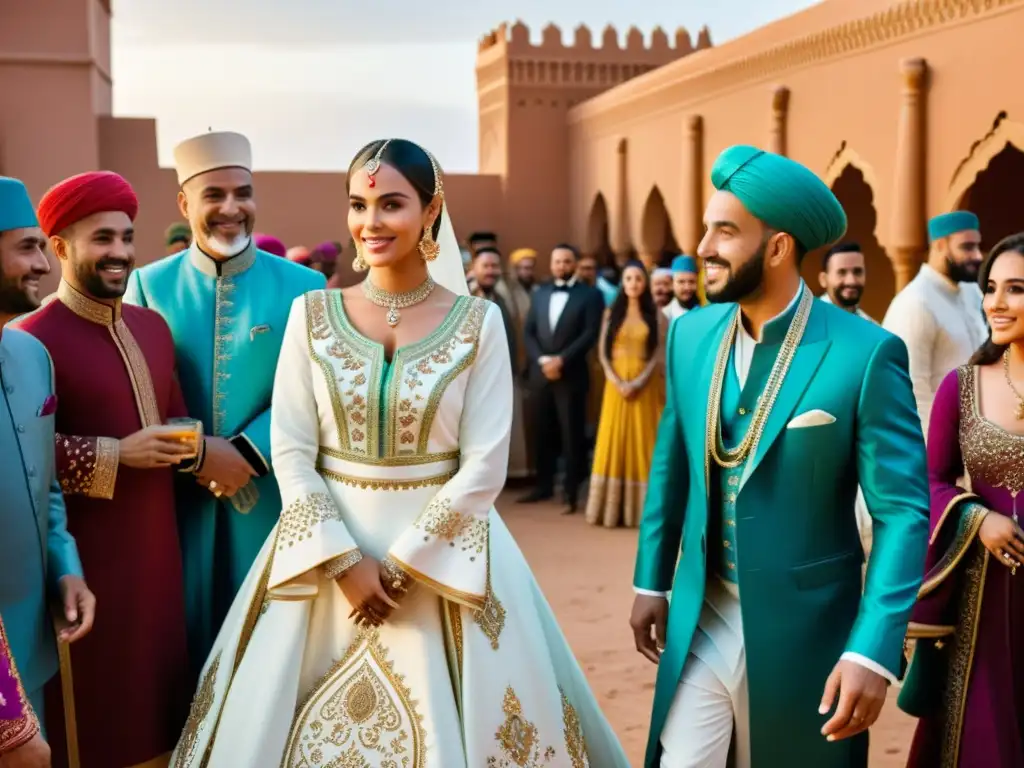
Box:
[1002,349,1024,420]
[361,276,435,328]
[706,287,813,469]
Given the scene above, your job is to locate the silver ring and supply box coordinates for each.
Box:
[1004,552,1012,562]
[209,481,218,491]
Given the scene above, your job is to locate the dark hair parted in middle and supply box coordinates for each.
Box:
[347,139,444,240]
[604,260,659,363]
[969,231,1024,366]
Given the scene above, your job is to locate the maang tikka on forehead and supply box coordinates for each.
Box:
[364,139,391,188]
[363,139,444,199]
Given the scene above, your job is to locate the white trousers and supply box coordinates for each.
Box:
[660,579,750,768]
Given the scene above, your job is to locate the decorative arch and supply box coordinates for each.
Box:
[584,193,614,266]
[823,142,881,218]
[639,186,679,268]
[944,113,1024,212]
[804,164,894,321]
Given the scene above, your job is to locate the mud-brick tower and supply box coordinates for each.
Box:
[475,21,710,261]
[0,0,112,196]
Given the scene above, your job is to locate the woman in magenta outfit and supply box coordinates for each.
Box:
[899,232,1024,767]
[0,614,48,765]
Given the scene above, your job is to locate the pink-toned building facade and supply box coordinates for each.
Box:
[3,0,1023,316]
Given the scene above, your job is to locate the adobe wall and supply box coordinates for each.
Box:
[568,0,1024,315]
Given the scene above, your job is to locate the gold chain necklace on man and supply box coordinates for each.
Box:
[706,287,813,469]
[1002,349,1024,420]
[361,276,436,328]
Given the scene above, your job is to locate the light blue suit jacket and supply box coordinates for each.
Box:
[0,327,83,694]
[124,242,325,664]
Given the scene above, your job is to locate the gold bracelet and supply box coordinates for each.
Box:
[381,556,412,596]
[323,550,363,581]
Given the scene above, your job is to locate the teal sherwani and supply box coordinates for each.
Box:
[125,242,325,666]
[635,287,929,767]
[0,327,83,718]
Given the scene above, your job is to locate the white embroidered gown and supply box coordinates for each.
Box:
[170,290,630,768]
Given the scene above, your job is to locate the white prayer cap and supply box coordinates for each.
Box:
[173,131,252,187]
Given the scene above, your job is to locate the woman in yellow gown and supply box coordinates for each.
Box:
[586,261,667,528]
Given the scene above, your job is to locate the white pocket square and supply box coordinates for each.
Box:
[786,409,836,429]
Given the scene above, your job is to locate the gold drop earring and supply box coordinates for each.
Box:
[419,225,440,262]
[353,241,368,272]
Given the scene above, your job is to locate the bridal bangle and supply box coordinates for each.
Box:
[323,549,364,581]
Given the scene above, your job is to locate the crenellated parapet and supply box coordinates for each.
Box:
[478,20,712,78]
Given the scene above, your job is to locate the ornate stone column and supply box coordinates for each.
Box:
[612,138,633,266]
[680,115,704,256]
[889,58,929,291]
[770,86,790,156]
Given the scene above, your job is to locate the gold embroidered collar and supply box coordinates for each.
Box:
[188,239,257,279]
[57,280,121,325]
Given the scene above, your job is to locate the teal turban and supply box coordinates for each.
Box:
[710,145,847,252]
[0,177,38,233]
[928,211,979,243]
[672,255,697,274]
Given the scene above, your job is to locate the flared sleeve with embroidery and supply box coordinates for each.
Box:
[268,296,361,589]
[387,304,512,609]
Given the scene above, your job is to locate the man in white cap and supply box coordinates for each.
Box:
[124,130,325,670]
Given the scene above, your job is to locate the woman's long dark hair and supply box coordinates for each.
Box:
[604,260,659,362]
[347,139,443,240]
[969,231,1024,366]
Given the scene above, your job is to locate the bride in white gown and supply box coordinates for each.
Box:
[170,138,630,768]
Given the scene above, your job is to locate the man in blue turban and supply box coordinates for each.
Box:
[883,210,987,436]
[631,146,929,768]
[663,254,700,321]
[0,176,88,750]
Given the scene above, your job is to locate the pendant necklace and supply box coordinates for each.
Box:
[1002,348,1024,420]
[361,276,436,328]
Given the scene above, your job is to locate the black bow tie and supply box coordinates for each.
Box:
[552,283,570,292]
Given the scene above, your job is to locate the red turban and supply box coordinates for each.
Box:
[37,171,139,238]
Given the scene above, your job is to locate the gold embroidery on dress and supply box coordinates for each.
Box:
[958,365,1024,495]
[414,496,487,560]
[285,628,425,768]
[488,686,556,767]
[560,689,588,768]
[473,552,506,650]
[173,651,220,768]
[413,298,488,452]
[306,292,352,452]
[277,492,343,550]
[317,463,456,491]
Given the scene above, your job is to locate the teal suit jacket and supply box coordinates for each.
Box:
[0,328,83,694]
[635,296,929,767]
[125,243,325,665]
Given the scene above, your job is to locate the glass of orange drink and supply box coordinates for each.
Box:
[158,417,203,459]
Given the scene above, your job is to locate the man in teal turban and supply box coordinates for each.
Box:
[663,254,699,321]
[632,145,929,768]
[882,210,986,436]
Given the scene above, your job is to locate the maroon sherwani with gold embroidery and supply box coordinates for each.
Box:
[16,281,190,768]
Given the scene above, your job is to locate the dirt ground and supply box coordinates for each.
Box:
[499,491,917,767]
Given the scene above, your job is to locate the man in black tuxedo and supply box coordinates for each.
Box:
[519,244,604,514]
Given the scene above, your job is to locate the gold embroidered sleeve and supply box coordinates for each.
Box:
[269,491,360,590]
[54,434,119,499]
[0,615,40,754]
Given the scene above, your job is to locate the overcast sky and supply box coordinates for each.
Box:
[110,0,819,173]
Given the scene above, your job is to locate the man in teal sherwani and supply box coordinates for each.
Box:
[124,132,325,669]
[630,146,930,767]
[0,176,93,723]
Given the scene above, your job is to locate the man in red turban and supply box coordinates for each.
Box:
[16,170,193,768]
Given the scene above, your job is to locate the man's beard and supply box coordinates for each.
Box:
[832,285,863,309]
[946,256,980,284]
[705,244,766,304]
[75,258,131,300]
[206,232,250,258]
[518,276,534,290]
[0,274,41,316]
[676,295,700,310]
